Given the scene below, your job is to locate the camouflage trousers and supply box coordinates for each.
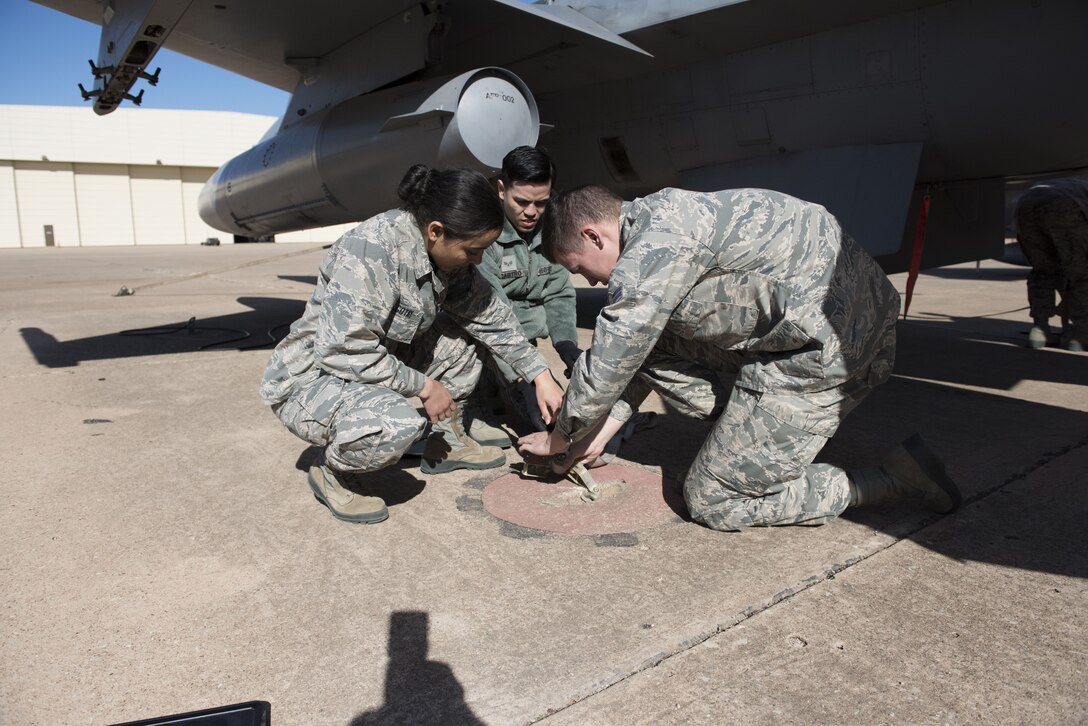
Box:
[632,334,879,532]
[271,317,482,472]
[1016,190,1088,337]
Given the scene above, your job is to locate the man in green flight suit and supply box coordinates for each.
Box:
[473,146,581,435]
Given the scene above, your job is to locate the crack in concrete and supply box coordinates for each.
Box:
[529,432,1088,723]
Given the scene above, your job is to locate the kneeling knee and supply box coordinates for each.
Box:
[683,479,747,532]
[332,418,426,471]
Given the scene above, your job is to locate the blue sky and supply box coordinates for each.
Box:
[0,1,290,117]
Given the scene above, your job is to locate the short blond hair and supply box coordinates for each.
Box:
[540,185,622,262]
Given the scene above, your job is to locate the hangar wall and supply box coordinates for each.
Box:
[0,105,356,248]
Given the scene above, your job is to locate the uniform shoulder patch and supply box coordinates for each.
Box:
[608,283,624,305]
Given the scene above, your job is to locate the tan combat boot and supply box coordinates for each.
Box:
[1027,324,1050,349]
[421,408,506,474]
[848,434,962,513]
[404,405,513,457]
[463,401,515,448]
[307,461,389,524]
[1061,334,1085,352]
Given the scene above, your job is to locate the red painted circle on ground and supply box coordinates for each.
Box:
[482,464,684,535]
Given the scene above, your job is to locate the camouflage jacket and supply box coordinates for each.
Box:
[477,216,578,345]
[557,188,901,441]
[260,209,549,405]
[1016,178,1088,220]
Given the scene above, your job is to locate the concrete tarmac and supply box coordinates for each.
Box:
[0,244,1084,725]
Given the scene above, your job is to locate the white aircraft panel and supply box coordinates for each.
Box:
[0,162,21,249]
[74,163,135,247]
[130,165,184,246]
[14,162,80,248]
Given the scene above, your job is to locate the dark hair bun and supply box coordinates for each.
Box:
[397,165,504,239]
[397,164,432,205]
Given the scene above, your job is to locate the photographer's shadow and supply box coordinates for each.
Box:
[351,611,485,725]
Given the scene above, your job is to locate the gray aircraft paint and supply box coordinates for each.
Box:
[38,0,1088,269]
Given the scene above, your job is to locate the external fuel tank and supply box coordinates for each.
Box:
[198,67,539,236]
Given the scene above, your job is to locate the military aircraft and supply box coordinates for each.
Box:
[33,0,1088,271]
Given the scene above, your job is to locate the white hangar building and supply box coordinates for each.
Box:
[0,105,354,248]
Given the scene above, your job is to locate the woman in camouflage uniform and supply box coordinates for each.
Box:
[262,165,564,524]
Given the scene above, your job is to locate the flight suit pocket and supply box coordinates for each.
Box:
[386,303,422,344]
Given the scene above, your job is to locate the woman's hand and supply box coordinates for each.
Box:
[419,377,455,423]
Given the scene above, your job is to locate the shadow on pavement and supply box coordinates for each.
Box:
[895,315,1083,389]
[897,467,1088,580]
[278,275,318,286]
[294,446,427,507]
[920,265,1027,281]
[19,297,304,367]
[351,611,485,726]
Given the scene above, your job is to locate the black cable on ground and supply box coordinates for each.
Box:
[238,323,291,351]
[119,316,251,350]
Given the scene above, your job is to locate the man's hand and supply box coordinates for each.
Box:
[517,430,567,458]
[532,370,565,426]
[558,415,625,470]
[419,377,455,423]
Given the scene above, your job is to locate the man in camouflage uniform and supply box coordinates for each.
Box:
[479,147,581,380]
[475,147,656,454]
[262,207,558,524]
[1014,178,1088,351]
[519,185,961,532]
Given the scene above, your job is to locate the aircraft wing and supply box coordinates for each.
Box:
[37,0,947,102]
[33,0,1088,272]
[35,0,655,114]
